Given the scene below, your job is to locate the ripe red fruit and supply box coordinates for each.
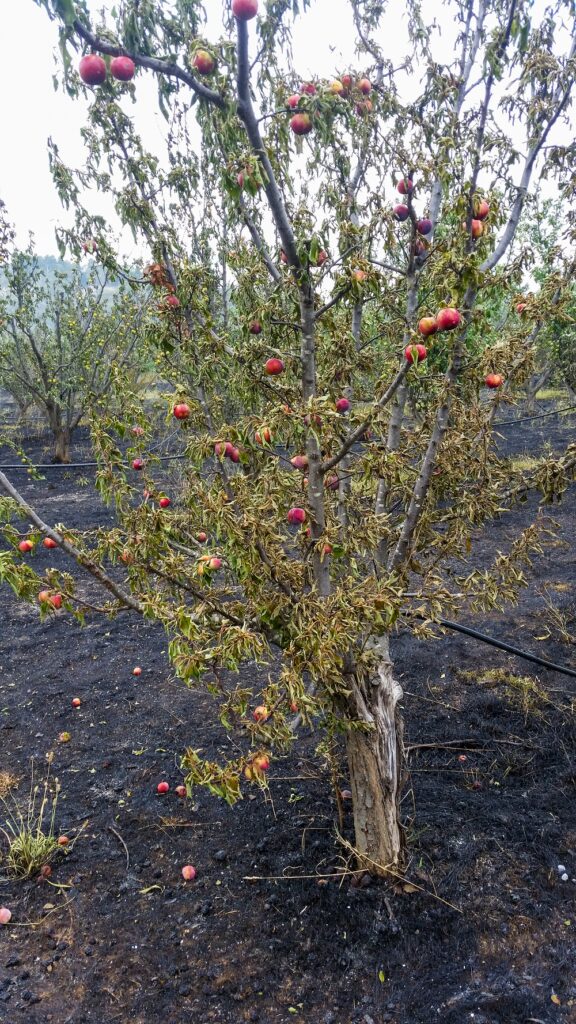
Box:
[165,294,180,308]
[356,99,373,116]
[49,594,63,610]
[181,864,196,880]
[468,219,484,239]
[352,269,367,282]
[255,426,272,444]
[290,113,313,136]
[131,424,144,436]
[325,474,339,490]
[249,320,262,334]
[287,507,306,525]
[192,50,216,75]
[287,94,300,109]
[323,543,333,555]
[253,705,269,722]
[229,446,240,463]
[173,402,190,420]
[358,77,372,95]
[157,781,170,794]
[57,835,69,846]
[316,250,328,267]
[197,531,208,543]
[208,557,222,571]
[0,908,12,925]
[436,307,461,331]
[485,373,504,389]
[417,218,432,235]
[79,55,107,86]
[175,785,187,798]
[418,317,438,338]
[43,537,58,549]
[110,56,135,81]
[133,666,142,676]
[120,550,133,564]
[253,754,270,772]
[341,74,353,90]
[159,497,171,508]
[335,397,350,413]
[72,697,81,708]
[405,343,427,364]
[232,0,258,19]
[18,540,34,553]
[516,302,527,315]
[290,455,309,471]
[393,204,409,222]
[264,357,285,375]
[397,177,413,195]
[301,82,317,95]
[132,458,144,471]
[474,199,490,220]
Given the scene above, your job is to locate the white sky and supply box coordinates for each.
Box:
[0,1,571,258]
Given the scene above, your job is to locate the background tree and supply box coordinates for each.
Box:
[0,251,149,461]
[2,0,574,874]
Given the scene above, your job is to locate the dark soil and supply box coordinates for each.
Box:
[0,402,575,1024]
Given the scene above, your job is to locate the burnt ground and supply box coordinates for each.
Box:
[0,401,575,1024]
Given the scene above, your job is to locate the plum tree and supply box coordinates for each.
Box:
[2,0,575,874]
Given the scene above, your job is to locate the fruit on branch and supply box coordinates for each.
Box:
[232,0,258,19]
[264,357,285,375]
[181,864,197,880]
[164,294,180,309]
[418,316,438,338]
[157,781,170,794]
[393,204,409,222]
[301,82,317,95]
[79,55,107,86]
[397,178,413,195]
[18,540,34,553]
[132,458,144,470]
[436,307,461,331]
[43,537,58,549]
[328,80,344,95]
[464,219,484,239]
[110,56,135,81]
[356,99,373,115]
[287,507,307,525]
[50,594,63,609]
[290,454,309,470]
[335,397,350,413]
[474,198,490,220]
[249,320,262,334]
[341,74,353,90]
[192,50,216,75]
[358,77,372,94]
[72,697,81,708]
[316,250,328,267]
[352,268,367,282]
[416,218,432,235]
[287,94,300,109]
[255,426,272,444]
[325,474,339,490]
[197,532,208,543]
[404,343,427,364]
[516,302,527,314]
[120,550,133,564]
[159,497,171,508]
[485,373,504,389]
[290,113,313,136]
[82,238,98,254]
[253,705,269,722]
[173,402,190,420]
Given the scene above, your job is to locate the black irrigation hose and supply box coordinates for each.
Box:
[494,403,576,426]
[430,615,576,679]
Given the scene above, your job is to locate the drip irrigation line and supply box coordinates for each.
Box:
[0,452,187,470]
[423,614,576,679]
[493,403,576,427]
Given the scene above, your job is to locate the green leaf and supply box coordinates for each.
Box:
[378,969,386,984]
[54,0,77,27]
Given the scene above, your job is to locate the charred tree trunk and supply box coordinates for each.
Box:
[53,427,71,463]
[346,638,404,875]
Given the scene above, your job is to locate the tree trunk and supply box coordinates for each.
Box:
[525,367,551,412]
[53,426,71,463]
[346,638,404,876]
